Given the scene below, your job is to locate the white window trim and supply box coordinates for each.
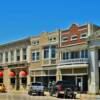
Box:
[61,36,68,42]
[80,33,87,39]
[71,35,78,41]
[32,51,40,61]
[32,40,39,46]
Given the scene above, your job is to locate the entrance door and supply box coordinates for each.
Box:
[76,77,83,92]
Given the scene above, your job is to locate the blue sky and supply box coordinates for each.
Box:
[0,0,100,43]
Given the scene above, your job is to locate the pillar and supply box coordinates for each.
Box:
[56,68,62,81]
[88,47,99,94]
[3,68,11,92]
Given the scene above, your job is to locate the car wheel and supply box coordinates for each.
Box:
[28,91,32,95]
[41,92,44,96]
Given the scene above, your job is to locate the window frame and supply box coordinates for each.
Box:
[71,35,78,41]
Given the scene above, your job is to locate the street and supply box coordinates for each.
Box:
[0,92,80,100]
[0,92,100,100]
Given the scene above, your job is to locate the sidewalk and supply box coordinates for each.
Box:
[76,93,100,99]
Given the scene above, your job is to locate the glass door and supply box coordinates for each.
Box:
[76,77,83,92]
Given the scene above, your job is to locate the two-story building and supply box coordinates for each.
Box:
[57,23,100,94]
[29,31,60,86]
[0,38,31,91]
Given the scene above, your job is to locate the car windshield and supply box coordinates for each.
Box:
[56,81,74,85]
[31,83,42,86]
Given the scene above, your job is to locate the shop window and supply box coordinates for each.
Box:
[21,78,27,84]
[10,78,15,85]
[0,78,3,83]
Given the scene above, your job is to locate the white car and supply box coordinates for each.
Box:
[28,82,44,96]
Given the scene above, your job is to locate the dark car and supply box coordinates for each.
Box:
[49,80,78,98]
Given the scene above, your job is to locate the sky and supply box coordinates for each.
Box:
[0,0,100,44]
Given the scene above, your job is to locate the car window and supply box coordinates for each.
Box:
[31,83,42,86]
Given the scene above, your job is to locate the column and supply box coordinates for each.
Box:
[56,68,62,81]
[14,49,16,62]
[88,47,99,94]
[27,46,31,63]
[8,51,11,63]
[3,69,11,92]
[20,48,23,62]
[3,52,5,64]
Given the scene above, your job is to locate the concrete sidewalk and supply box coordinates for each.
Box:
[76,93,100,99]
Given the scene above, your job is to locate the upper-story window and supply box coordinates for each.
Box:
[71,35,78,41]
[32,40,39,46]
[81,50,88,58]
[71,51,80,59]
[0,53,3,63]
[44,46,56,59]
[10,51,14,62]
[51,46,56,58]
[80,33,87,39]
[23,48,27,60]
[16,49,20,61]
[44,47,49,59]
[62,52,69,60]
[48,37,57,42]
[5,52,8,62]
[61,35,68,42]
[32,51,40,61]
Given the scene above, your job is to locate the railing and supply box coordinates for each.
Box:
[42,58,56,66]
[59,58,89,65]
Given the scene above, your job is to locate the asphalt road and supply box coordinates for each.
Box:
[0,92,79,100]
[0,92,100,100]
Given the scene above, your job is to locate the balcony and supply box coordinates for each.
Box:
[42,58,57,66]
[59,58,89,65]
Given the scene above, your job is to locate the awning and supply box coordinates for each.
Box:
[0,72,3,77]
[19,71,27,77]
[9,71,16,77]
[57,64,88,69]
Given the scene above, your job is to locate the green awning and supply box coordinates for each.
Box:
[0,66,3,69]
[8,66,15,68]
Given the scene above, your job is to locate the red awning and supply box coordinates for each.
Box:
[9,71,16,77]
[19,71,27,77]
[0,72,3,77]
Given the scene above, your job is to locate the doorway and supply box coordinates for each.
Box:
[76,77,83,92]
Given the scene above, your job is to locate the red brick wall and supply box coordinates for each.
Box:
[61,24,88,47]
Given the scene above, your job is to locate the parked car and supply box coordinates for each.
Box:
[28,82,44,96]
[0,83,6,93]
[49,80,77,98]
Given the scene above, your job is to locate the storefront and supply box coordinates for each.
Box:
[30,68,56,85]
[57,67,88,92]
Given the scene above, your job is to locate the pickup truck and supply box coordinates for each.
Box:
[49,80,78,98]
[28,82,44,96]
